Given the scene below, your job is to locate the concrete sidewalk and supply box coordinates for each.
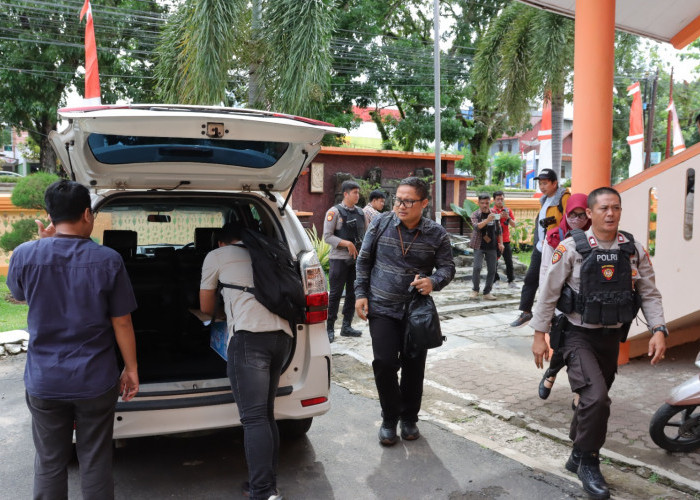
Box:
[333,278,700,497]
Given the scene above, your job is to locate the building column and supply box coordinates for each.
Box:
[571,0,616,193]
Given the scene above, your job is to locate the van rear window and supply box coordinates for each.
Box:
[87,134,289,168]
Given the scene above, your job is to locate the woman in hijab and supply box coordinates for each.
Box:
[537,193,591,400]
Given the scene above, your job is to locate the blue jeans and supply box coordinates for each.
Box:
[26,384,119,500]
[227,330,292,500]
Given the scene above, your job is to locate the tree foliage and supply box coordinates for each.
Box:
[0,1,164,172]
[155,0,337,119]
[492,152,523,184]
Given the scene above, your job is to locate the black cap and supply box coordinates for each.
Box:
[537,168,557,182]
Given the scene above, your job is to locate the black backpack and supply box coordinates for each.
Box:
[220,228,306,327]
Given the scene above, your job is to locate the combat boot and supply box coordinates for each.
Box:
[326,321,335,343]
[340,318,362,337]
[577,451,610,499]
[565,448,582,473]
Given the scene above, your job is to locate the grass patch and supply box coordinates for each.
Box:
[514,251,531,267]
[0,275,28,331]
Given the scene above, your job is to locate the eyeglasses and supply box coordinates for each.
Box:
[393,198,423,208]
[568,212,587,220]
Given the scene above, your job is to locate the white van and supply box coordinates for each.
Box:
[50,105,345,439]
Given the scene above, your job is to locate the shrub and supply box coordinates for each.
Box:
[305,225,331,276]
[11,172,60,209]
[1,172,59,252]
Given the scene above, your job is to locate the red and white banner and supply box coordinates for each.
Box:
[537,94,552,173]
[626,82,644,177]
[80,0,101,105]
[666,99,686,155]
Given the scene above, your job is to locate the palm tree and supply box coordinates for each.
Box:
[472,3,574,175]
[154,0,336,118]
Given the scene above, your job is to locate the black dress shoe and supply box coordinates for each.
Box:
[538,371,555,400]
[327,328,335,343]
[565,448,581,473]
[577,451,610,499]
[400,420,420,440]
[378,421,398,446]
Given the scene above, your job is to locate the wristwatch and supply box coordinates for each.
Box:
[651,325,669,338]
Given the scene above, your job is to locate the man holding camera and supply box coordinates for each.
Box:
[492,190,517,288]
[323,180,369,342]
[511,168,570,327]
[469,193,504,301]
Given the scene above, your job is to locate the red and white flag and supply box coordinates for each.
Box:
[537,92,552,173]
[80,0,101,105]
[626,82,644,177]
[667,99,686,155]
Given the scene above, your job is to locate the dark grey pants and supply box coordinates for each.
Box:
[26,384,119,500]
[472,248,497,294]
[563,328,621,452]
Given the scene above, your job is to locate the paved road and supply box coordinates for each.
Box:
[0,352,584,499]
[332,278,700,499]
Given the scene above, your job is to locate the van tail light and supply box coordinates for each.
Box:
[301,396,328,407]
[299,250,328,324]
[306,292,328,324]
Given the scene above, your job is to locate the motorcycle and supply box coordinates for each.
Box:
[649,351,700,452]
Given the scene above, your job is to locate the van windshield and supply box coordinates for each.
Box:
[87,134,289,168]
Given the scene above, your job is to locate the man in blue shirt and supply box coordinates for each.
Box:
[7,180,139,500]
[355,177,455,446]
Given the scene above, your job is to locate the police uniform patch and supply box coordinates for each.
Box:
[617,233,625,243]
[589,236,598,247]
[601,264,615,281]
[552,249,563,264]
[327,213,334,221]
[632,268,638,277]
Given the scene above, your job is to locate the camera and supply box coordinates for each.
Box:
[539,216,557,229]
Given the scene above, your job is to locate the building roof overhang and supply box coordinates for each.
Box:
[517,0,700,49]
[319,146,463,161]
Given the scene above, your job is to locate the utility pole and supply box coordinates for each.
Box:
[433,0,442,223]
[644,68,658,170]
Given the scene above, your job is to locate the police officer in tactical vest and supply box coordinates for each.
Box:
[531,187,668,500]
[323,180,369,342]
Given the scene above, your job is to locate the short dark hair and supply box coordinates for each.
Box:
[341,180,360,193]
[216,221,243,244]
[44,180,91,224]
[477,193,490,201]
[587,186,621,209]
[368,189,386,202]
[493,190,504,199]
[398,176,429,200]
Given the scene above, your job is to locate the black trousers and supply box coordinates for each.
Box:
[501,241,515,283]
[562,327,621,452]
[328,258,356,324]
[368,314,427,424]
[518,247,542,312]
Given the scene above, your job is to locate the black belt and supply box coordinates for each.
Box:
[567,324,621,336]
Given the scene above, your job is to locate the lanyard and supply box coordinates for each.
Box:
[398,227,420,257]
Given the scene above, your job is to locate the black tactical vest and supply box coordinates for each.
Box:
[570,229,638,325]
[334,204,366,247]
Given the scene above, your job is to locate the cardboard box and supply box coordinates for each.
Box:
[209,321,229,361]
